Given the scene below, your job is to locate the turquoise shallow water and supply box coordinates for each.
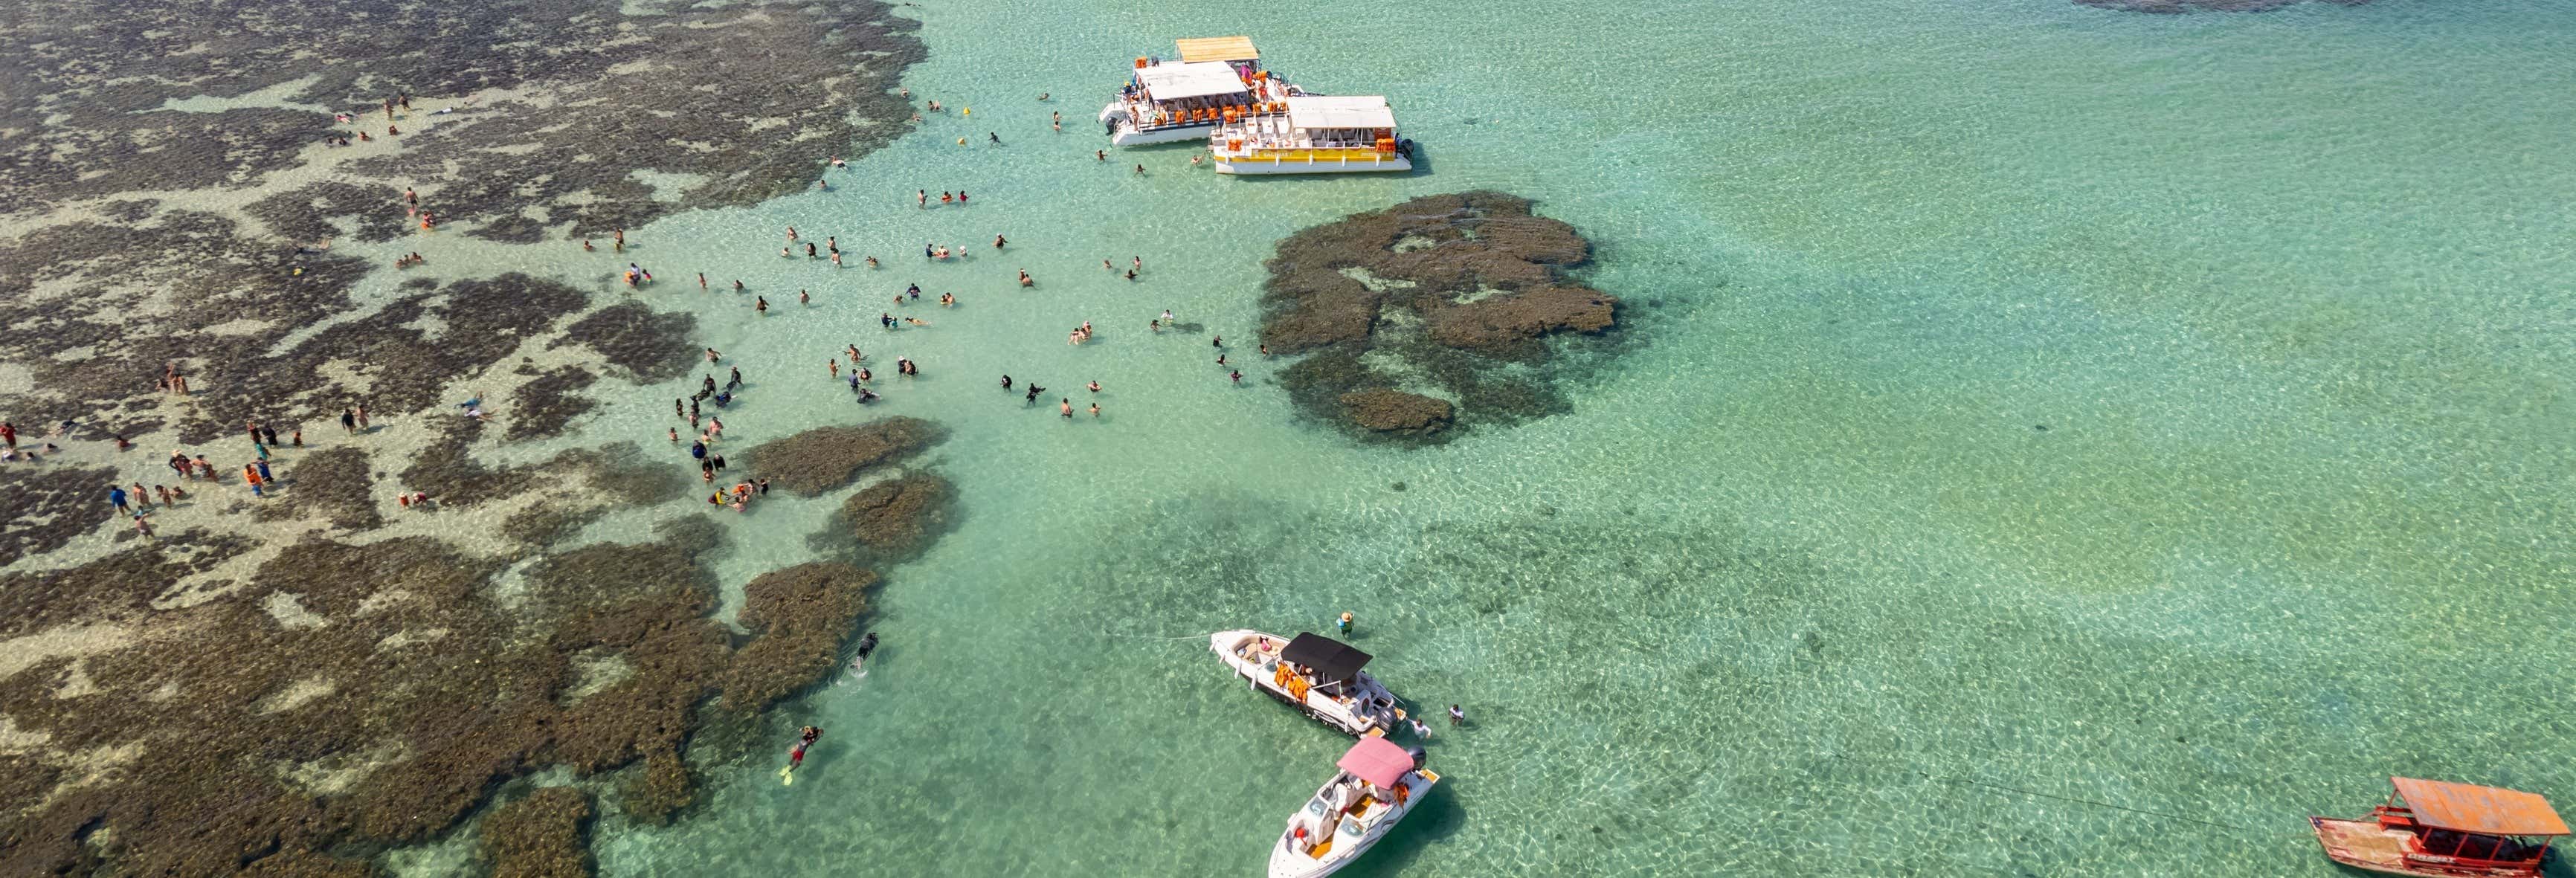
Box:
[395,0,2576,874]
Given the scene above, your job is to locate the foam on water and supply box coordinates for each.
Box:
[294,0,2576,874]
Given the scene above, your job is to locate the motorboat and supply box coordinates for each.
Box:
[1208,95,1412,175]
[1211,630,1400,737]
[1266,736,1438,878]
[2311,777,2567,877]
[1100,36,1295,146]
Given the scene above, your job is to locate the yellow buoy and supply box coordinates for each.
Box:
[957,138,967,145]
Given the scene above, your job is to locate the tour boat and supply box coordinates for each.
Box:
[2311,777,2566,877]
[1100,36,1293,146]
[1211,630,1400,737]
[1209,95,1412,175]
[1266,736,1438,878]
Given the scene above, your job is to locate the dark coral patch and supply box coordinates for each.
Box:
[744,418,943,497]
[1258,191,1620,443]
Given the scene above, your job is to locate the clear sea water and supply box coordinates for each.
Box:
[411,0,2576,874]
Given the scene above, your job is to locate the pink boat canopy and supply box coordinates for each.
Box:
[1337,736,1415,788]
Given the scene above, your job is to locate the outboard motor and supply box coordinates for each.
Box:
[1407,745,1428,769]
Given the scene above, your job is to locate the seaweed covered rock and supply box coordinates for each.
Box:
[505,365,600,442]
[0,463,121,561]
[1339,389,1455,437]
[254,446,381,530]
[555,302,699,382]
[2077,0,2360,10]
[745,417,941,496]
[2,0,923,237]
[0,529,725,876]
[721,562,878,711]
[1256,191,1620,445]
[620,751,698,826]
[837,473,954,564]
[480,787,595,878]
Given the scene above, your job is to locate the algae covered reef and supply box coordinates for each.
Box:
[0,420,954,874]
[0,0,941,872]
[1258,191,1620,444]
[0,0,924,238]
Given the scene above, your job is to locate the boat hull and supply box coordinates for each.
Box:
[1214,153,1411,175]
[2311,817,2546,878]
[1266,770,1436,878]
[1110,123,1217,146]
[1209,630,1394,736]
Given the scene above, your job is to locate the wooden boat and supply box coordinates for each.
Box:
[1211,630,1400,737]
[1266,735,1438,878]
[2311,777,2566,877]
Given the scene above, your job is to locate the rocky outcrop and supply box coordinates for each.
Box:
[1258,191,1620,444]
[720,562,878,712]
[2078,0,2365,11]
[480,787,595,878]
[837,473,954,564]
[1339,389,1455,437]
[745,418,942,496]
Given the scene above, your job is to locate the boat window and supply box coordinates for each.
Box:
[1304,798,1329,819]
[1338,816,1365,836]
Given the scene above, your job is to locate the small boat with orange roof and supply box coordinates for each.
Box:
[2311,777,2567,877]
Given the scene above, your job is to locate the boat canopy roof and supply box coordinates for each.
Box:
[1138,62,1249,101]
[1176,36,1258,63]
[1336,736,1413,788]
[1285,96,1396,132]
[2393,778,2570,836]
[1278,632,1371,685]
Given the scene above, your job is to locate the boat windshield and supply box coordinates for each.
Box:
[1304,797,1330,819]
[1338,816,1365,837]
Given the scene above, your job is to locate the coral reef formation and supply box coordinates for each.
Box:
[834,474,956,564]
[1258,191,1618,443]
[480,787,596,878]
[745,418,944,496]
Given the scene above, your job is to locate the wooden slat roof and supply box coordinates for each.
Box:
[2393,778,2570,836]
[1176,36,1258,63]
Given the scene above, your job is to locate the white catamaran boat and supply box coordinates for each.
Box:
[1100,36,1293,146]
[1209,95,1413,175]
[1211,630,1401,737]
[1268,736,1439,878]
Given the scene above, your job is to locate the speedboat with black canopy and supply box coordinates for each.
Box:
[1211,630,1401,736]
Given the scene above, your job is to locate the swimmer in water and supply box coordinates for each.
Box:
[849,632,880,674]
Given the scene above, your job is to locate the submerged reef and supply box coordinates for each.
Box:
[745,417,944,497]
[0,467,940,874]
[2077,0,2366,10]
[832,473,956,565]
[0,1,938,871]
[1258,191,1618,444]
[1,0,924,238]
[480,787,597,878]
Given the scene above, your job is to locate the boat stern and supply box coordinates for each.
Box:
[2312,816,2418,875]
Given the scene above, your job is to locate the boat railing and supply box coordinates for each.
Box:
[1226,148,1400,164]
